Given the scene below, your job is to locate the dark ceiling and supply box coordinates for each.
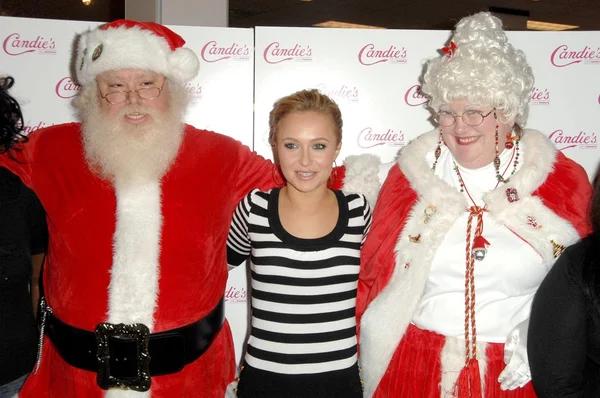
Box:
[2,0,599,30]
[229,0,600,30]
[1,0,124,22]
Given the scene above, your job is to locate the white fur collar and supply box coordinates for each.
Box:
[398,128,557,198]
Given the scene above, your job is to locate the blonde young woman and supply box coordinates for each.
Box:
[226,89,371,397]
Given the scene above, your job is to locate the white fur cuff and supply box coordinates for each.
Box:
[342,154,382,206]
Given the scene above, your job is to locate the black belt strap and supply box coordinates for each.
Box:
[45,297,224,390]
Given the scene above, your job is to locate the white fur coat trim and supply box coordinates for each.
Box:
[440,337,488,397]
[360,129,579,397]
[342,153,382,207]
[76,25,199,86]
[105,177,163,398]
[360,130,467,397]
[106,391,150,398]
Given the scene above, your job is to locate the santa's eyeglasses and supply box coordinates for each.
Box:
[100,83,164,105]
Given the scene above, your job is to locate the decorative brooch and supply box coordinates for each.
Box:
[551,240,566,258]
[441,41,457,58]
[506,188,519,203]
[92,44,103,62]
[424,204,437,224]
[527,215,542,230]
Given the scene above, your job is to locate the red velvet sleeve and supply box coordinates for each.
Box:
[232,144,280,204]
[534,151,593,238]
[328,166,346,190]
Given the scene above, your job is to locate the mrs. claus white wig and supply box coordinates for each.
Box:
[421,12,534,126]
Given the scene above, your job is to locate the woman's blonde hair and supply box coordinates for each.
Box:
[268,89,342,145]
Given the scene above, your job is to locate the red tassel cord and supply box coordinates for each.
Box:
[453,206,486,398]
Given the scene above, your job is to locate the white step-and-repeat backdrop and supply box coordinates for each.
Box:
[254,27,600,175]
[2,16,599,365]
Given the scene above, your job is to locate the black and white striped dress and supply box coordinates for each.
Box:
[227,188,371,398]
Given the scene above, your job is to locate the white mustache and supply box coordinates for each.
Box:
[116,105,159,119]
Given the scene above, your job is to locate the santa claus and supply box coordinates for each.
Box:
[0,20,280,397]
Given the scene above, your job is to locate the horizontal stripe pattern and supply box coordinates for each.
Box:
[246,353,359,375]
[227,188,371,375]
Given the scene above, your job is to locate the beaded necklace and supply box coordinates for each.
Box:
[453,146,517,194]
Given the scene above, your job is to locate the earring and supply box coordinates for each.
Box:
[431,129,443,170]
[505,128,517,149]
[493,113,520,184]
[493,110,501,170]
[272,165,285,186]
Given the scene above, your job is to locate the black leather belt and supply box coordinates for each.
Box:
[44,297,224,391]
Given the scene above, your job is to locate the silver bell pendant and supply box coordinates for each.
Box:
[473,248,487,261]
[472,235,490,262]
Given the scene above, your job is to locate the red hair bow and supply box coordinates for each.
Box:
[442,41,457,58]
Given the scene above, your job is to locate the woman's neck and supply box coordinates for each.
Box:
[454,147,513,171]
[280,185,333,211]
[278,184,339,240]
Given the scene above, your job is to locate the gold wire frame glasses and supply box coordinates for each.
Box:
[100,83,165,105]
[434,108,496,127]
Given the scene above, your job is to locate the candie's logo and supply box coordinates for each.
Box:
[225,286,248,303]
[185,82,203,98]
[357,127,405,148]
[404,84,428,106]
[549,130,597,150]
[358,44,407,66]
[550,45,600,67]
[55,77,81,99]
[200,40,250,62]
[23,121,52,135]
[263,42,312,64]
[316,83,359,102]
[3,33,56,56]
[530,87,550,105]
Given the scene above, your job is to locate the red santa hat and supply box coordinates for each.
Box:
[75,19,199,86]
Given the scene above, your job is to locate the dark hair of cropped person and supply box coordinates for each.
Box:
[0,76,28,155]
[581,175,600,313]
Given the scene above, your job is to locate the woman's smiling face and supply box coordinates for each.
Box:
[439,99,513,169]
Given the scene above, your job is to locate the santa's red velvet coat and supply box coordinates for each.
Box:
[344,129,592,398]
[0,123,278,398]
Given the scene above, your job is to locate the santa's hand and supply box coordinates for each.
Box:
[224,380,238,398]
[224,373,240,398]
[498,319,531,391]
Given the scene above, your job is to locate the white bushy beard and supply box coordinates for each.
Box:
[76,84,188,184]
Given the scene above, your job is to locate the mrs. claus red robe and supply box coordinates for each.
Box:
[0,123,278,398]
[343,129,592,398]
